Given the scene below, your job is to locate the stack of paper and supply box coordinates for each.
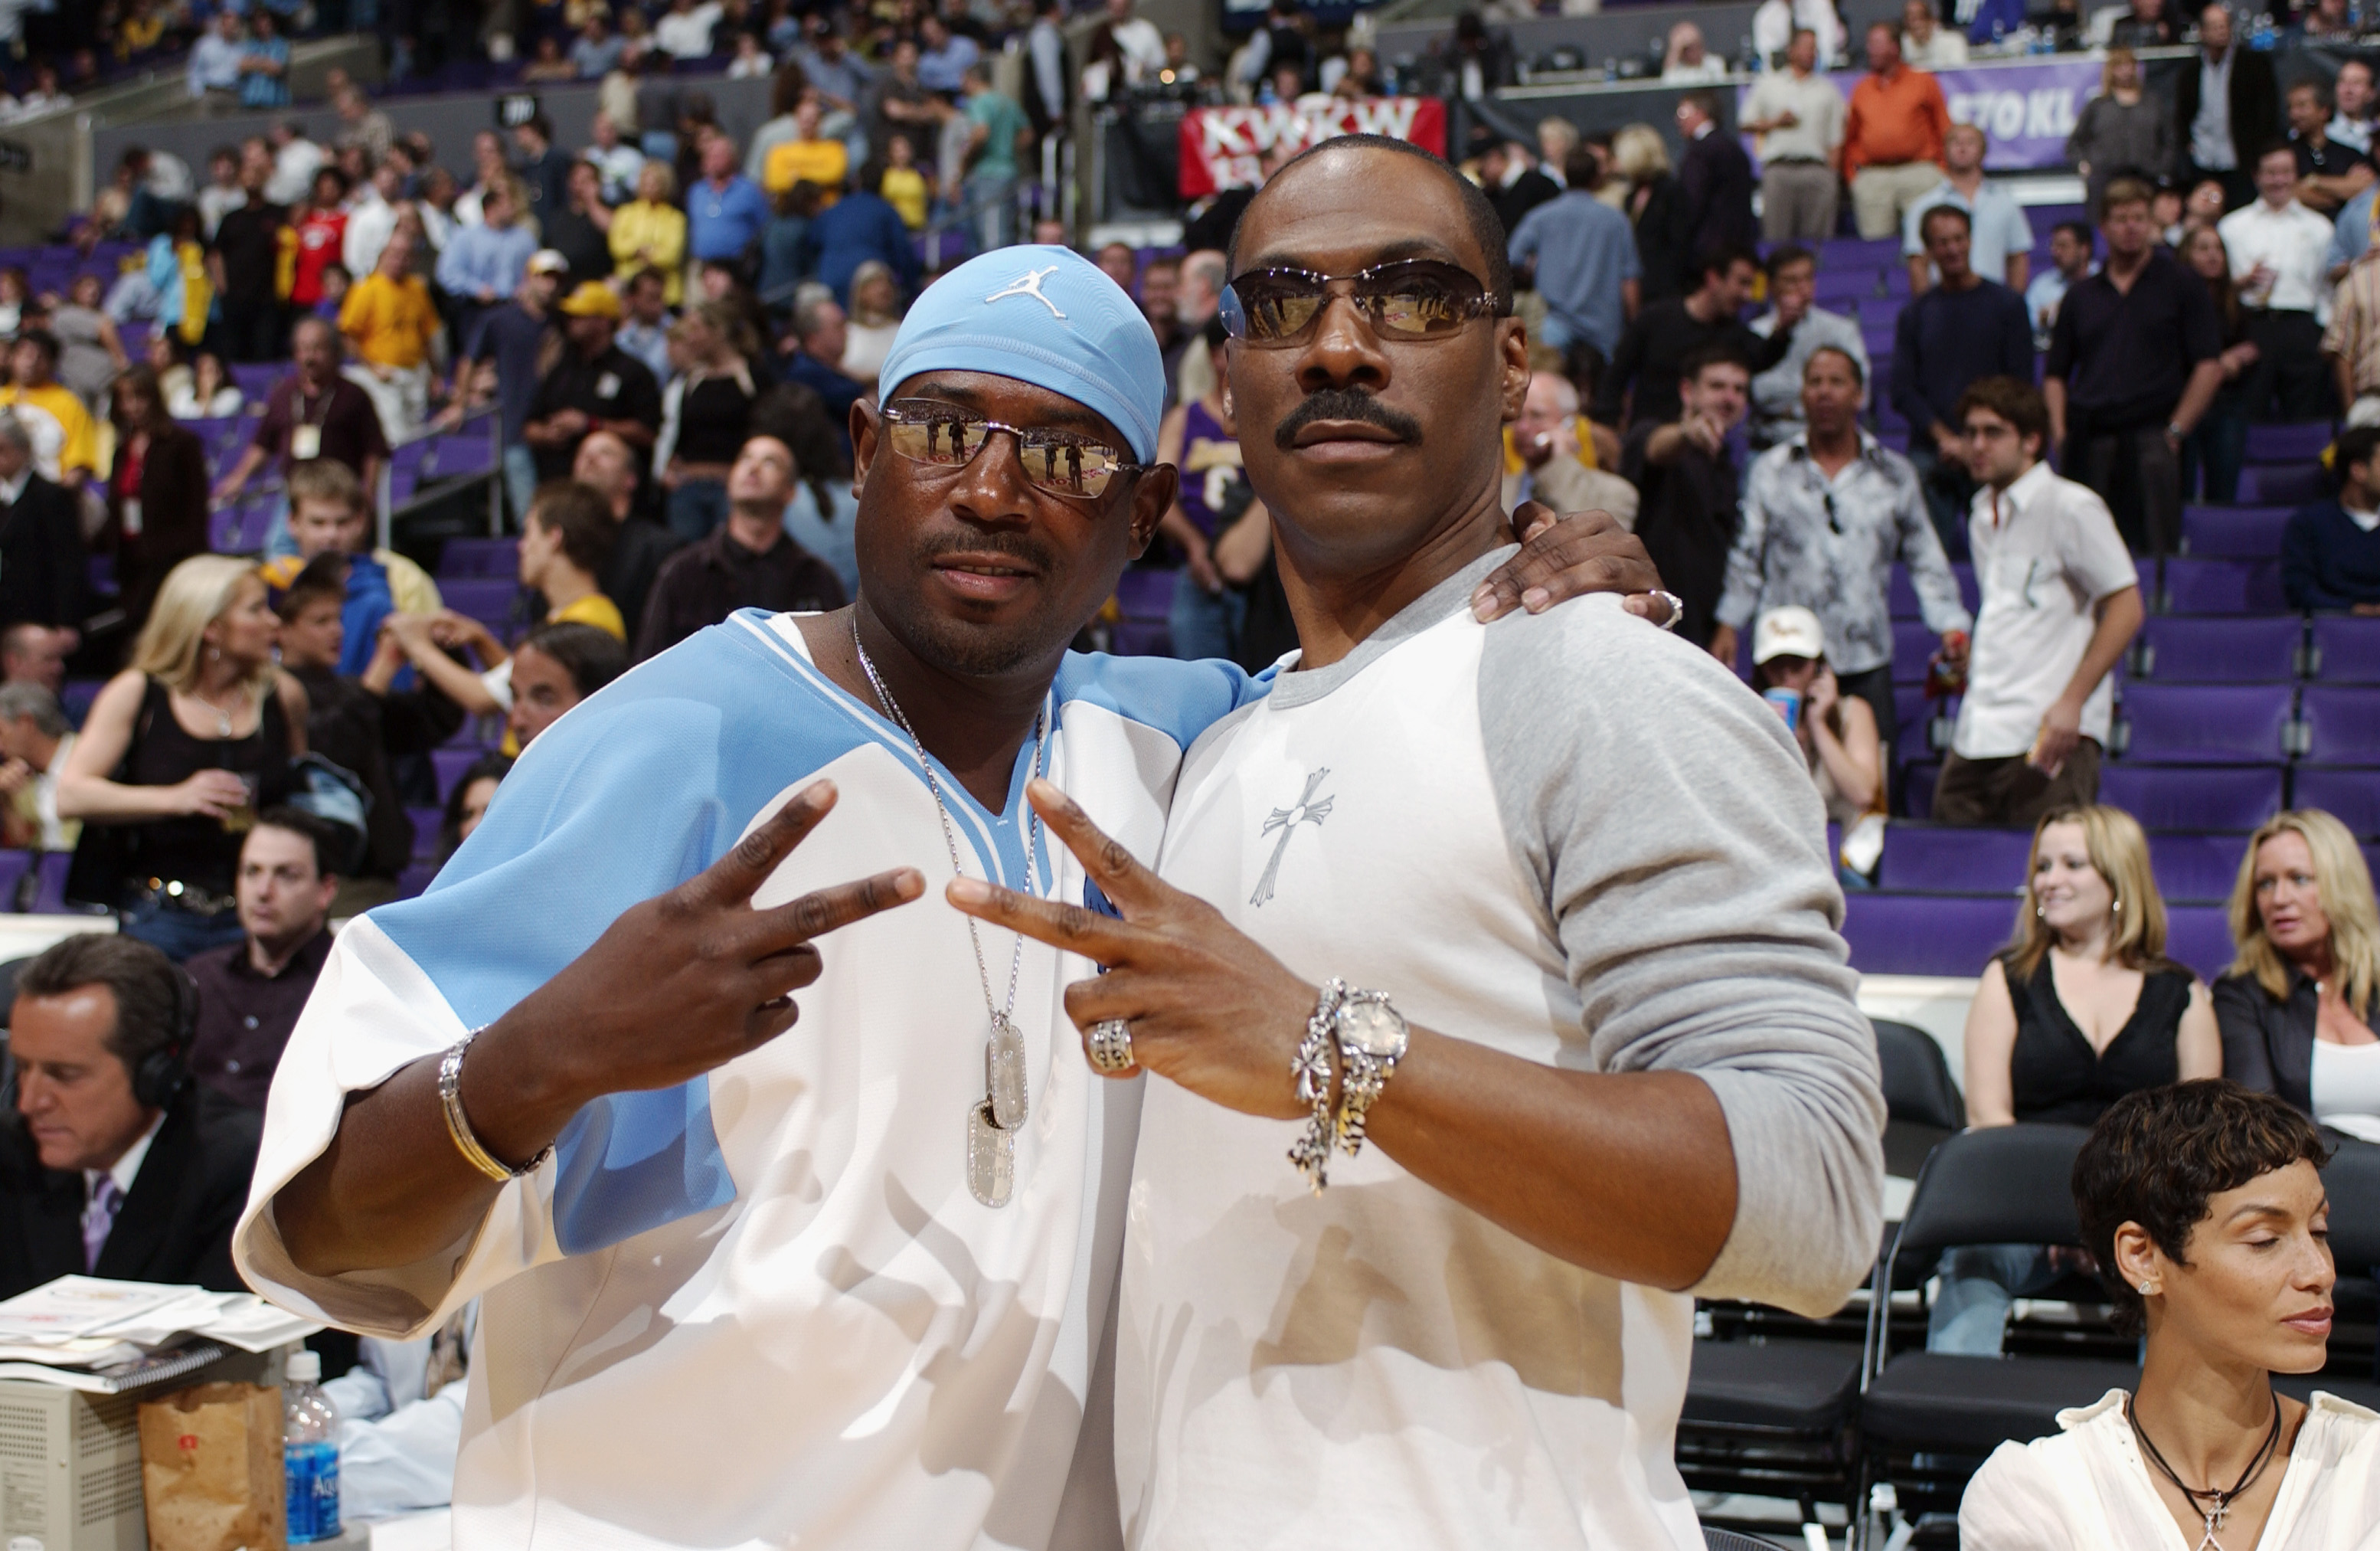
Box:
[0,1275,323,1392]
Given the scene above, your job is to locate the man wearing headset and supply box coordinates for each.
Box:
[0,934,260,1298]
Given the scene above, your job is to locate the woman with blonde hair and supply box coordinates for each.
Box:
[1930,803,2221,1353]
[1611,123,1685,303]
[2216,809,2380,1138]
[57,556,307,960]
[610,159,688,305]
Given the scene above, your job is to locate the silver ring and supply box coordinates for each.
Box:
[1087,1019,1137,1074]
[1649,590,1685,633]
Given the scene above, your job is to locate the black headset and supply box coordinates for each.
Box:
[129,967,200,1111]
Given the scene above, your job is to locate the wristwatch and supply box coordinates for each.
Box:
[1330,988,1409,1157]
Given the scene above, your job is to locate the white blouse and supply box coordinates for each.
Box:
[1961,1389,2380,1550]
[2311,1039,2380,1144]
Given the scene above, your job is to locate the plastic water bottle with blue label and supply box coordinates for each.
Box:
[283,1350,342,1543]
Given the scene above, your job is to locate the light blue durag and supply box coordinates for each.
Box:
[875,246,1166,463]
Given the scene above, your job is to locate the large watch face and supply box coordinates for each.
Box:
[1339,999,1408,1059]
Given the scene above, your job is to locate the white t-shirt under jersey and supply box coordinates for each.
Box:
[1120,552,1886,1551]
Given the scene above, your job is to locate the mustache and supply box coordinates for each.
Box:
[1273,388,1423,451]
[917,529,1055,574]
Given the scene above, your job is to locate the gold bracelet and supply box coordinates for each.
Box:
[437,1029,551,1183]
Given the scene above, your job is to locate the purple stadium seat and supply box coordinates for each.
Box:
[428,436,496,479]
[2131,615,2302,681]
[1113,567,1173,620]
[60,679,101,728]
[2310,617,2380,682]
[0,850,34,910]
[2097,764,2284,829]
[1841,892,2018,975]
[396,861,437,900]
[1110,620,1171,656]
[1891,618,1939,682]
[1888,562,1980,620]
[440,538,519,579]
[2159,558,2288,614]
[1875,826,2032,892]
[431,747,482,803]
[408,806,443,859]
[2116,682,2296,763]
[2244,424,2335,463]
[2236,463,2328,506]
[2166,905,2237,980]
[2292,767,2380,836]
[2148,833,2249,902]
[2182,505,2291,558]
[2300,686,2380,764]
[438,578,522,630]
[1903,760,1942,819]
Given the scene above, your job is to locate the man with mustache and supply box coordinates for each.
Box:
[951,139,1884,1550]
[233,247,1662,1549]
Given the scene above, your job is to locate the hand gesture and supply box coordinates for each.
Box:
[2031,697,2083,777]
[0,758,31,798]
[1681,411,1724,457]
[1808,667,1839,718]
[947,780,1319,1121]
[1472,502,1669,622]
[520,780,923,1101]
[175,769,252,819]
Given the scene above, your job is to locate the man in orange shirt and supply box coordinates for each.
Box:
[1840,21,1951,238]
[338,229,441,442]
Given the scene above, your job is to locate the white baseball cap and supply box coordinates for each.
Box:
[526,249,570,276]
[1753,606,1827,666]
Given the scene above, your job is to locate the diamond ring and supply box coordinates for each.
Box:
[1087,1019,1137,1074]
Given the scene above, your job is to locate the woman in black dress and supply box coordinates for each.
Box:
[57,555,308,960]
[1930,803,2221,1353]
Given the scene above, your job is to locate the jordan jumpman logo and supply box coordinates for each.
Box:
[1250,768,1332,907]
[984,267,1067,319]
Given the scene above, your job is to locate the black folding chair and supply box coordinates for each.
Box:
[1859,1124,2136,1531]
[1704,1529,1788,1551]
[1677,1019,1953,1541]
[1872,1019,1962,1176]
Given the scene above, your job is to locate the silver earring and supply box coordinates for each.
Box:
[2111,898,2120,913]
[2139,1281,2154,1294]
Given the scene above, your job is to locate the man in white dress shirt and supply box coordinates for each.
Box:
[2219,140,2346,421]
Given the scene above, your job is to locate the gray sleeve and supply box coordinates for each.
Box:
[1477,600,1885,1317]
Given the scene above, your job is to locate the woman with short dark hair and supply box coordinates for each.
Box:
[1962,1080,2378,1549]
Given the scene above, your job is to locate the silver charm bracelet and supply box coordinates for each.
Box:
[1287,980,1348,1193]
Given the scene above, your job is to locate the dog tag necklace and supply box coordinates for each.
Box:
[853,620,1043,1207]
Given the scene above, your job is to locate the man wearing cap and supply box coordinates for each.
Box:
[237,243,1662,1551]
[521,281,662,482]
[461,250,567,522]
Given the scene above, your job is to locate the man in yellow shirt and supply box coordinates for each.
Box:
[761,97,848,198]
[377,480,623,753]
[0,332,98,489]
[338,230,442,440]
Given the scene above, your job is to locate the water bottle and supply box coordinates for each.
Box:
[283,1350,342,1544]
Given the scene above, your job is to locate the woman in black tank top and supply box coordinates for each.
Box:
[1929,805,2222,1356]
[57,556,308,961]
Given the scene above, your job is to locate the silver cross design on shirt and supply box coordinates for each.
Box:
[985,267,1067,319]
[1250,767,1332,907]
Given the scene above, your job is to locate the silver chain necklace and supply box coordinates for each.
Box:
[852,619,1045,1208]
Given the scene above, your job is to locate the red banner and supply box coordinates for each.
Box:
[1176,97,1448,199]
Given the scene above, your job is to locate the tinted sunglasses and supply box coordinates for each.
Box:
[879,399,1143,499]
[1218,258,1501,346]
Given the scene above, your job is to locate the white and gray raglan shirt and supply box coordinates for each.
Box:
[1116,548,1886,1551]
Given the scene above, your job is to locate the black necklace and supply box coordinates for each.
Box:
[2127,1389,2284,1551]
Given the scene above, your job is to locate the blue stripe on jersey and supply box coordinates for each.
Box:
[365,611,1271,1258]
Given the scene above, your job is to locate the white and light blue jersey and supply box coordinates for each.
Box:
[237,610,1264,1551]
